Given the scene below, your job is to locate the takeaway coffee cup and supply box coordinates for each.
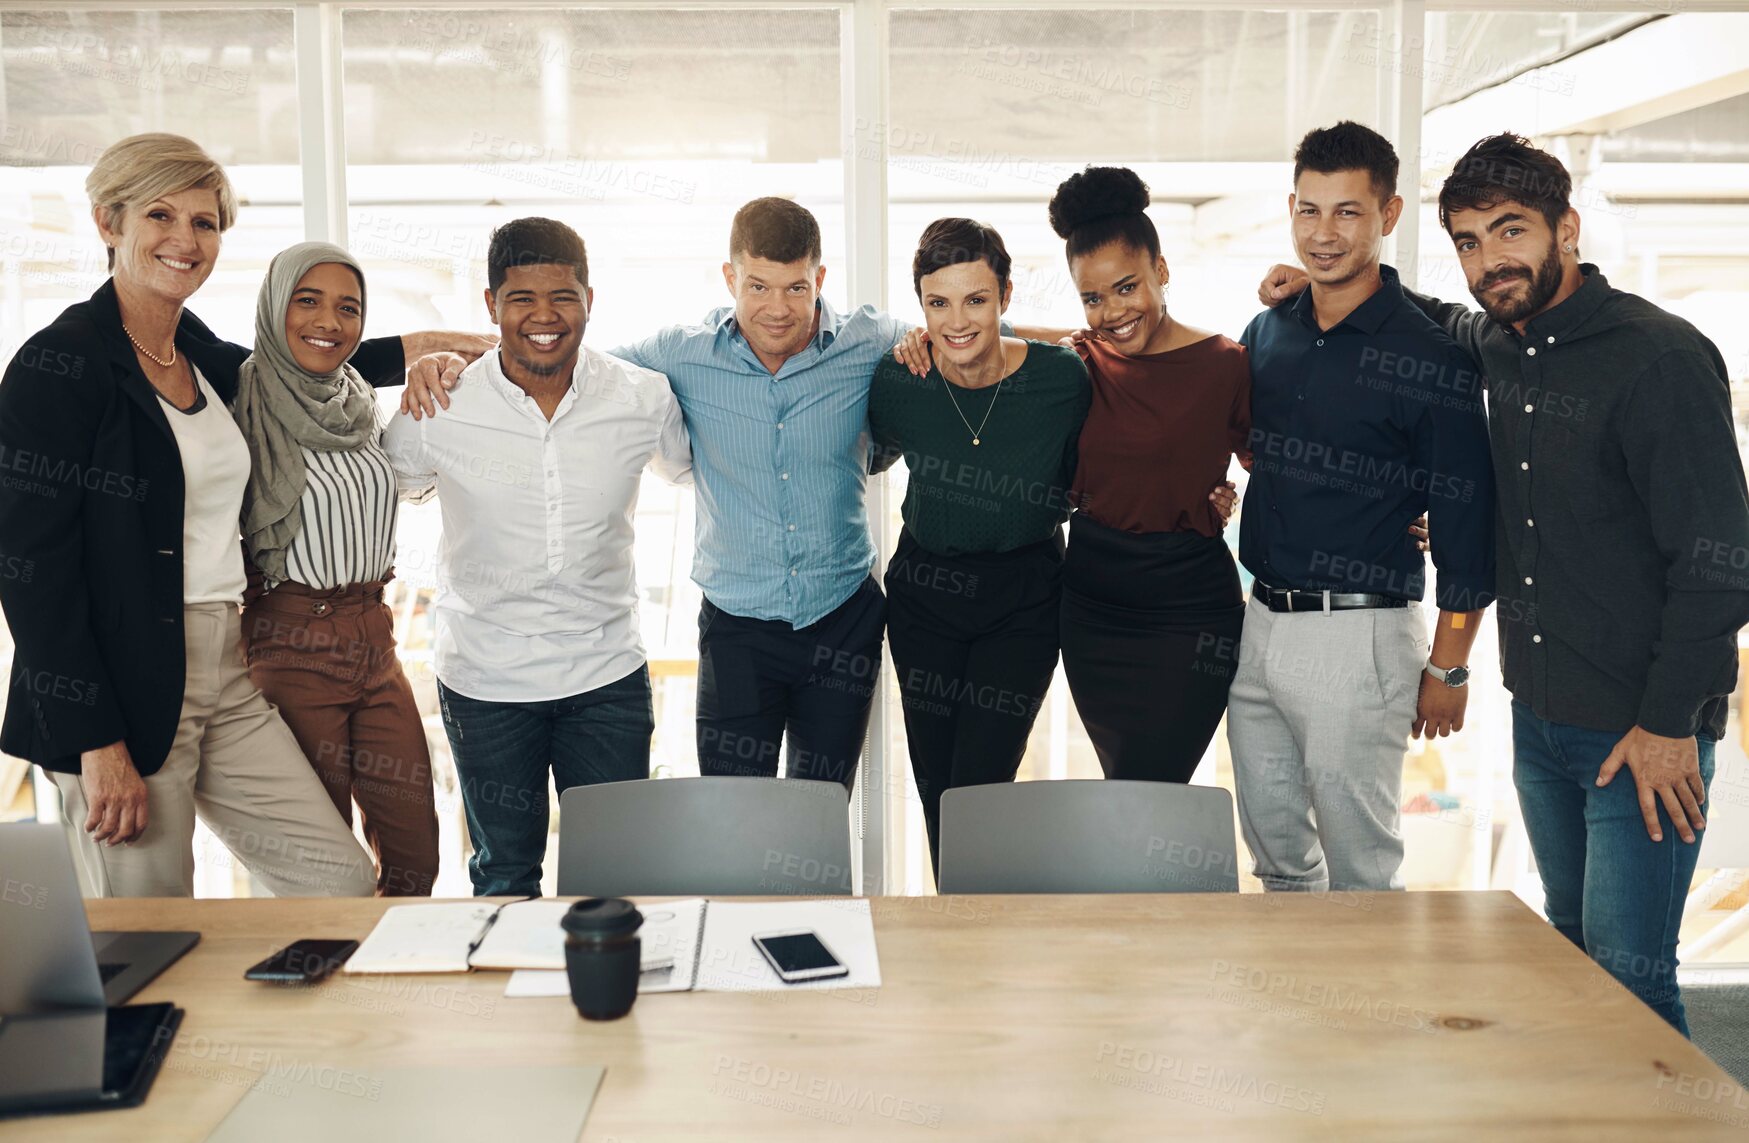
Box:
[561,898,643,1021]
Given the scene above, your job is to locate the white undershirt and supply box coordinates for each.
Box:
[158,366,250,605]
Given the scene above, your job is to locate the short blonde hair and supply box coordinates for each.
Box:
[86,133,238,271]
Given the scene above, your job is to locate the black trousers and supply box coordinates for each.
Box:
[884,530,1063,874]
[1060,514,1244,783]
[695,575,885,790]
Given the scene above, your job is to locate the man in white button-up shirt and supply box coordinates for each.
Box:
[383,218,690,896]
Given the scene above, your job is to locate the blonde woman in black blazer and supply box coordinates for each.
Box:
[0,133,484,896]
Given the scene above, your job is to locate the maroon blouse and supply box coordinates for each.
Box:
[1070,333,1251,537]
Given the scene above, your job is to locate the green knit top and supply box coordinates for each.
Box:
[869,340,1091,556]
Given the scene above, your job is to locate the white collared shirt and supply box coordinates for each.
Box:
[382,345,691,702]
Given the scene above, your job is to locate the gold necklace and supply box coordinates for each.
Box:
[122,322,176,367]
[940,373,1003,446]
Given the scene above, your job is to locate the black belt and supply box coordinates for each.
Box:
[1252,582,1410,614]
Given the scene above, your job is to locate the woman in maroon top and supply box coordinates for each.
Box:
[1048,166,1251,782]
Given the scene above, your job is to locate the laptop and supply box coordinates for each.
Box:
[0,822,199,1009]
[0,822,193,1116]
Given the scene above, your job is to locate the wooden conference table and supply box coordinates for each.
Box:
[7,891,1744,1142]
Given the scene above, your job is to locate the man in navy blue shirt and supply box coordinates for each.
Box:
[1228,122,1495,893]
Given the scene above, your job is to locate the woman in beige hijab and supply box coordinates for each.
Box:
[234,243,440,896]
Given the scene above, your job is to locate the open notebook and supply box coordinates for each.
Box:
[344,898,880,995]
[343,898,701,980]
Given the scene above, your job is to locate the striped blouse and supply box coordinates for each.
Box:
[276,428,399,591]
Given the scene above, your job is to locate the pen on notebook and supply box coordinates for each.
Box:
[465,896,537,965]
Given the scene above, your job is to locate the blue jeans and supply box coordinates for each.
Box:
[438,666,653,896]
[1511,700,1716,1035]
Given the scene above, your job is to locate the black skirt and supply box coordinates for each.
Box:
[1059,513,1245,782]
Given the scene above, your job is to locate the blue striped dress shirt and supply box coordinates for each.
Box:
[612,299,907,628]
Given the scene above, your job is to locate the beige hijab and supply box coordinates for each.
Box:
[232,242,377,582]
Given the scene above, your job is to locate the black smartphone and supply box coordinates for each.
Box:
[243,939,359,984]
[752,930,850,984]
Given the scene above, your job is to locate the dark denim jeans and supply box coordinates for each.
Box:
[1512,700,1716,1035]
[438,666,653,896]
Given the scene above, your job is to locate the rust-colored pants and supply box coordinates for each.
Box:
[242,577,440,896]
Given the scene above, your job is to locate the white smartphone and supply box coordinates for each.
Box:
[751,929,850,984]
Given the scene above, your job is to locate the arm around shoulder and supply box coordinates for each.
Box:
[1405,288,1488,364]
[607,324,686,376]
[351,336,407,388]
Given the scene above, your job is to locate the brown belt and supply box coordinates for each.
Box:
[249,577,389,618]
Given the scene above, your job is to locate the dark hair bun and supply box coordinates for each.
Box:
[1048,166,1152,240]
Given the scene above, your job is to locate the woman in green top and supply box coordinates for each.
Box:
[869,218,1090,874]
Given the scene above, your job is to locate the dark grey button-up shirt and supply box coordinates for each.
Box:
[1415,265,1749,739]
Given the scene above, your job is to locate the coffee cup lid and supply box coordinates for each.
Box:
[561,897,643,939]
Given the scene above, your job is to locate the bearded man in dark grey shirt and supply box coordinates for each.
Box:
[1259,133,1749,1037]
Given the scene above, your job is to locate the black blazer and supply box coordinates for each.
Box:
[0,278,404,776]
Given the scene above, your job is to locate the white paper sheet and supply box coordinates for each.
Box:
[503,969,569,998]
[496,899,705,994]
[695,899,881,992]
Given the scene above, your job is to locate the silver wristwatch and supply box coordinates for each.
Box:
[1425,662,1470,688]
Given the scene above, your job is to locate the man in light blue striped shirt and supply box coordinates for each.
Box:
[609,199,900,789]
[609,229,893,629]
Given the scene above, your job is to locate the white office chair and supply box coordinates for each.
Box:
[556,776,854,897]
[937,780,1240,894]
